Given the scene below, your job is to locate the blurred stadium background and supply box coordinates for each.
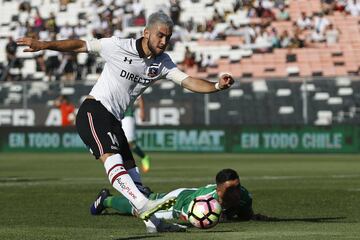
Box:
[1,0,360,153]
[1,1,360,239]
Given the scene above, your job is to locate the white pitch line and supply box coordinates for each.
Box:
[0,174,359,187]
[347,188,360,192]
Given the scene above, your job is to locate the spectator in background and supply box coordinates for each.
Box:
[274,0,286,8]
[201,54,215,69]
[314,12,329,33]
[59,53,77,82]
[18,1,31,13]
[4,36,19,81]
[224,20,240,36]
[32,32,47,73]
[59,23,74,40]
[33,8,44,33]
[24,20,32,36]
[254,0,266,17]
[255,0,275,25]
[276,5,290,21]
[133,10,146,26]
[132,0,144,17]
[345,0,360,16]
[242,23,256,45]
[46,12,58,33]
[290,30,305,48]
[196,53,205,72]
[203,20,225,40]
[296,12,312,31]
[54,95,76,127]
[233,0,242,12]
[269,27,281,48]
[182,46,195,68]
[255,27,272,52]
[334,0,346,12]
[246,3,257,18]
[74,23,87,38]
[280,30,292,48]
[85,52,97,75]
[311,12,329,42]
[38,24,50,41]
[15,21,27,39]
[170,0,181,26]
[45,34,60,81]
[185,17,195,33]
[60,0,69,12]
[321,0,336,14]
[6,36,17,65]
[113,22,126,38]
[325,23,340,45]
[213,8,225,23]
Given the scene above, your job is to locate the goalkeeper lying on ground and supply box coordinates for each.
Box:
[90,169,272,232]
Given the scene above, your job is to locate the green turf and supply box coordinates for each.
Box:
[0,153,359,240]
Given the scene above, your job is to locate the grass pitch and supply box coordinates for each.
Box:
[0,153,359,240]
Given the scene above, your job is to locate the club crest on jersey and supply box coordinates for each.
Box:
[146,63,161,78]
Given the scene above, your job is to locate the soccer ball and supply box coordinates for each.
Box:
[187,195,222,229]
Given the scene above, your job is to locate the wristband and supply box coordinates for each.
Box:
[215,82,222,91]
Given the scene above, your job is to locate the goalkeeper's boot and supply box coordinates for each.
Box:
[141,155,151,173]
[146,220,187,233]
[90,188,111,215]
[137,197,176,221]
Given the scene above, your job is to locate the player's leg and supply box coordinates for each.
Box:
[76,100,148,209]
[106,126,174,220]
[90,188,186,232]
[92,188,187,219]
[113,122,150,196]
[76,99,174,220]
[122,116,151,173]
[144,189,187,232]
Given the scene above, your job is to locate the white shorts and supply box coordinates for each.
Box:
[122,116,136,142]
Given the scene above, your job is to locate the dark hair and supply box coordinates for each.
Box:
[59,95,69,102]
[221,185,241,209]
[221,186,254,221]
[215,169,239,184]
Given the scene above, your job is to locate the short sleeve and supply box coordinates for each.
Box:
[86,37,117,62]
[161,54,189,85]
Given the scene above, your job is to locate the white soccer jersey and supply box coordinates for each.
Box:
[86,37,189,121]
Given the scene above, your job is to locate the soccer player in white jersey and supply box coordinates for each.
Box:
[16,12,234,232]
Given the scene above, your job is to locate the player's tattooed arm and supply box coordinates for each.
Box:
[16,38,87,53]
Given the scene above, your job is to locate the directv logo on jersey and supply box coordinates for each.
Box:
[120,69,151,85]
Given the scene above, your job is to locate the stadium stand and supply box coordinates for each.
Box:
[1,0,360,79]
[1,0,360,126]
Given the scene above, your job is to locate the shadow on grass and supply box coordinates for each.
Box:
[270,216,347,222]
[0,177,59,183]
[189,230,235,233]
[113,230,235,239]
[114,235,160,240]
[101,212,133,217]
[221,216,347,224]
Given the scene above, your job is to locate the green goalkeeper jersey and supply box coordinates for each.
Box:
[173,184,218,220]
[152,184,252,220]
[123,106,134,117]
